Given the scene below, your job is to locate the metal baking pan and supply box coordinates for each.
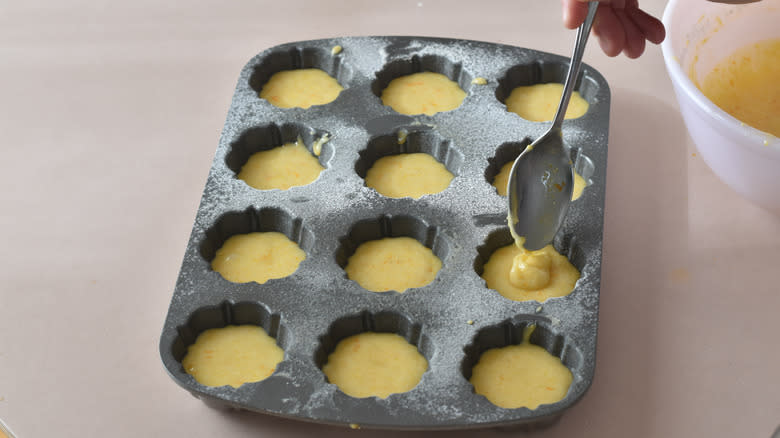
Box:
[159,36,609,430]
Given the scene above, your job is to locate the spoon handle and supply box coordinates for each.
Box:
[551,1,599,130]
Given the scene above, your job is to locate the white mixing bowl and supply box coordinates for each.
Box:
[661,0,780,214]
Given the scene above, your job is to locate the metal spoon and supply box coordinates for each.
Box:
[506,1,598,251]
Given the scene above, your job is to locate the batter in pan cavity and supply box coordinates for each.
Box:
[365,153,453,198]
[470,324,572,409]
[323,332,427,398]
[182,325,284,388]
[238,138,324,190]
[380,72,466,116]
[481,237,579,302]
[259,68,343,109]
[345,236,441,293]
[211,232,305,284]
[505,83,588,122]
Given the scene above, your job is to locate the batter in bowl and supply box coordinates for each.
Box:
[492,160,586,200]
[695,38,780,137]
[365,152,454,198]
[505,83,588,122]
[470,324,572,409]
[380,72,466,116]
[481,237,579,302]
[259,68,343,109]
[322,332,427,399]
[345,236,441,293]
[238,139,324,190]
[182,325,284,388]
[211,231,305,284]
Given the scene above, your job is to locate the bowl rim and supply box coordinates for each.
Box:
[660,0,780,154]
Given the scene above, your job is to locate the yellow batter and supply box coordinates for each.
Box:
[238,140,324,190]
[259,68,343,109]
[182,325,284,388]
[481,238,579,302]
[381,72,467,116]
[492,161,586,201]
[365,153,454,198]
[322,332,427,398]
[345,236,441,293]
[211,232,305,284]
[696,38,780,137]
[505,83,589,122]
[470,325,572,409]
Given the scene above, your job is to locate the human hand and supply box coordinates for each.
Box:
[562,0,666,58]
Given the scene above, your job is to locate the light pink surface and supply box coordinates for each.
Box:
[1,1,778,437]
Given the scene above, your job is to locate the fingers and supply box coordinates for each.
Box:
[627,7,666,44]
[562,0,666,58]
[600,0,626,8]
[563,0,619,29]
[614,8,646,58]
[562,0,589,29]
[592,5,626,57]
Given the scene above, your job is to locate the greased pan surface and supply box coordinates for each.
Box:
[159,36,608,430]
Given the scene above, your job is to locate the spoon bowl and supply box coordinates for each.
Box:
[507,2,598,251]
[507,128,573,250]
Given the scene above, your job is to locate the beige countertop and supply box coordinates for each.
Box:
[1,1,779,436]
